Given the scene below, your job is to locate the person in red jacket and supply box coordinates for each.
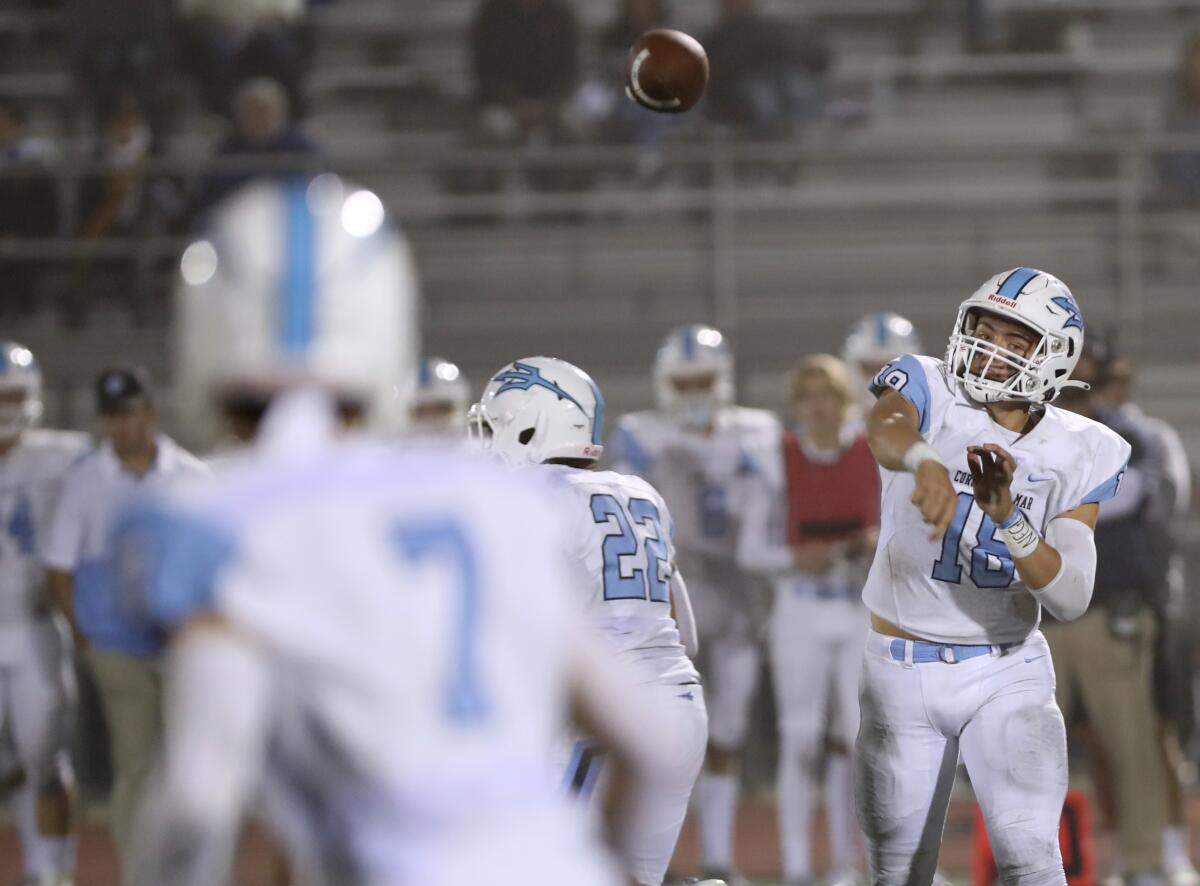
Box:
[737,354,878,886]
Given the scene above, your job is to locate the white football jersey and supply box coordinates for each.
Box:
[612,408,780,577]
[130,401,622,886]
[0,429,90,623]
[865,354,1131,645]
[544,465,699,686]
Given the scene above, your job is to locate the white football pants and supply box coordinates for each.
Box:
[855,629,1068,886]
[771,593,867,880]
[563,682,708,885]
[690,576,761,749]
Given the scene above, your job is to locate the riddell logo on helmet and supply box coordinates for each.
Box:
[582,445,601,457]
[987,294,1020,308]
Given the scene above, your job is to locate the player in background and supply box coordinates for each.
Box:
[124,177,677,886]
[611,325,779,886]
[1047,343,1174,886]
[470,355,709,886]
[407,356,470,436]
[736,355,878,886]
[1100,354,1198,886]
[0,342,90,886]
[857,268,1130,886]
[842,312,924,412]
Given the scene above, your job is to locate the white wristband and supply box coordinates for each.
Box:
[997,510,1041,559]
[902,442,943,474]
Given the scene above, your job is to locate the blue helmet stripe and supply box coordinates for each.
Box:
[681,326,696,360]
[418,359,432,387]
[280,180,316,355]
[873,312,888,345]
[997,267,1040,298]
[580,370,605,445]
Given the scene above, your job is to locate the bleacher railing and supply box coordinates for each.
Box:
[5,132,1200,353]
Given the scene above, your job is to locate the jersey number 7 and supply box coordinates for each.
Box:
[392,520,488,725]
[590,494,670,603]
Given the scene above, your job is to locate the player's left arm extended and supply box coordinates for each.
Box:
[1011,505,1098,622]
[968,443,1097,622]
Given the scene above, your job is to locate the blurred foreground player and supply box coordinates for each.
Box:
[408,356,470,436]
[0,343,89,886]
[125,178,677,886]
[612,325,778,885]
[858,268,1129,886]
[737,355,878,886]
[472,356,708,886]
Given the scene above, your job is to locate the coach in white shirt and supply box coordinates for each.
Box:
[42,367,208,881]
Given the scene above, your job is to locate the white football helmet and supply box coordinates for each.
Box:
[469,357,604,465]
[842,312,924,375]
[945,267,1087,404]
[654,324,733,430]
[174,175,419,444]
[0,341,43,441]
[408,357,470,435]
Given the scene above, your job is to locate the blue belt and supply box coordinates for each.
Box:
[889,637,1013,664]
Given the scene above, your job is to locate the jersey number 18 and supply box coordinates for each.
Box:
[931,492,1017,589]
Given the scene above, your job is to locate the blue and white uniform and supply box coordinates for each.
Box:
[863,354,1129,644]
[855,353,1130,886]
[126,400,629,886]
[0,430,90,786]
[548,465,706,886]
[612,407,778,749]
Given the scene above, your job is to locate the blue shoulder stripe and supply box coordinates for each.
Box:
[869,354,932,434]
[1079,459,1129,506]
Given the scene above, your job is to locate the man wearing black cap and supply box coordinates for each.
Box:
[42,367,208,882]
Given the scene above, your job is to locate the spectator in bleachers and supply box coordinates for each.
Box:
[0,99,60,315]
[470,0,583,148]
[78,90,184,243]
[1157,33,1200,202]
[70,0,172,130]
[196,77,319,216]
[179,0,309,118]
[703,0,832,138]
[72,91,183,321]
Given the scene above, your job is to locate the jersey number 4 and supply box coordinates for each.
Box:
[590,494,670,603]
[931,492,1017,589]
[6,495,33,555]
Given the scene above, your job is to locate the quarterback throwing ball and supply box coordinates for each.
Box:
[856,268,1130,886]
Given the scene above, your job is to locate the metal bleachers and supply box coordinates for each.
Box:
[0,0,1197,459]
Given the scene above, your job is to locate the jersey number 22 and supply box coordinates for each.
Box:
[590,494,670,603]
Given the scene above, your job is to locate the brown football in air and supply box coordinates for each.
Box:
[626,29,709,114]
